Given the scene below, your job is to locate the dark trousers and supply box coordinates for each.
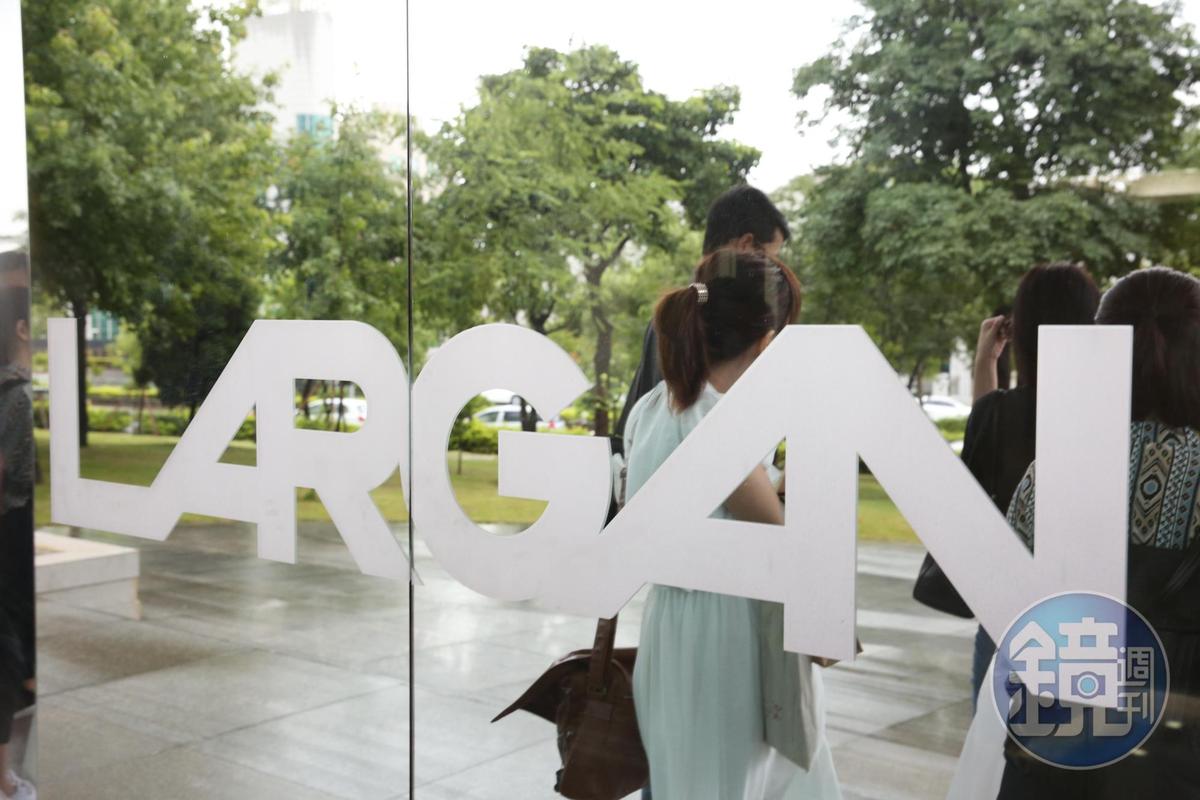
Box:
[0,502,35,744]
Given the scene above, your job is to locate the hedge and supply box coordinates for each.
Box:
[450,420,499,454]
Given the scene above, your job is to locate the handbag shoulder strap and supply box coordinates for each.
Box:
[586,616,618,696]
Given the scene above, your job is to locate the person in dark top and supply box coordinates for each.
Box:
[995,266,1200,798]
[957,262,1101,703]
[612,185,791,456]
[0,251,34,800]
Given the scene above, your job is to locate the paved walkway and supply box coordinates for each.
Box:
[34,523,977,799]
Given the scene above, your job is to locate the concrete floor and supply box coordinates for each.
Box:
[32,523,976,799]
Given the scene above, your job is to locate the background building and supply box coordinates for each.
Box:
[239,0,336,139]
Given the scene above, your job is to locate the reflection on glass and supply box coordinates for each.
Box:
[23,1,411,796]
[0,251,33,800]
[0,0,35,796]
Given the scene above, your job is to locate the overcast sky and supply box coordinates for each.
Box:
[347,0,860,191]
[0,0,26,246]
[5,0,1200,237]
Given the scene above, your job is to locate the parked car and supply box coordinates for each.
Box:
[475,404,524,426]
[920,394,971,421]
[302,397,368,427]
[474,404,565,430]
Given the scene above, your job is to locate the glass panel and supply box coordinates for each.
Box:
[405,5,889,798]
[405,1,1200,796]
[25,0,1200,795]
[25,2,412,795]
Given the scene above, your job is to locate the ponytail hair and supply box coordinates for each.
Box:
[1096,267,1200,429]
[654,250,802,411]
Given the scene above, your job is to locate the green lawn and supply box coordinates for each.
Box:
[33,431,917,543]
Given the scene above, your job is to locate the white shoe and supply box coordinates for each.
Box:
[3,771,35,800]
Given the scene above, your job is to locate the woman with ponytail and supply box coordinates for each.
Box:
[623,250,842,799]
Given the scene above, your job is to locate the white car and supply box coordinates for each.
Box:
[475,404,525,426]
[474,404,566,430]
[920,395,971,422]
[303,397,368,427]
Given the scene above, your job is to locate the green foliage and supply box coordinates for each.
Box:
[31,399,48,429]
[792,0,1200,373]
[113,324,143,381]
[87,385,157,401]
[794,0,1199,190]
[936,416,968,439]
[293,414,362,433]
[235,416,256,442]
[427,46,757,434]
[268,107,412,354]
[547,426,592,437]
[449,420,499,454]
[139,409,189,437]
[86,406,131,432]
[449,395,491,449]
[134,273,260,413]
[23,0,277,440]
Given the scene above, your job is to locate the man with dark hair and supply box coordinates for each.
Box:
[701,184,791,258]
[612,185,790,451]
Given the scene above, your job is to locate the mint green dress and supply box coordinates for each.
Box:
[624,382,842,800]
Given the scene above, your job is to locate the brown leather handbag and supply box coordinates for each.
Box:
[492,616,649,799]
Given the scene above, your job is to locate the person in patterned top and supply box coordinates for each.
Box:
[999,266,1200,799]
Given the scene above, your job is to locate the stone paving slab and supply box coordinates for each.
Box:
[35,524,976,799]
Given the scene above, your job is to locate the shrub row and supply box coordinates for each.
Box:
[33,404,588,452]
[935,416,968,438]
[33,402,254,440]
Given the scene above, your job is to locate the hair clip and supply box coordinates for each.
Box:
[690,282,709,305]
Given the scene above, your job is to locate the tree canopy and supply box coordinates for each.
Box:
[427,45,758,434]
[23,0,276,442]
[792,0,1200,376]
[267,108,410,350]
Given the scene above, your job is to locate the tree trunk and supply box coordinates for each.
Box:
[336,381,346,432]
[584,235,631,438]
[517,396,538,432]
[300,378,314,419]
[907,358,925,395]
[72,301,88,448]
[591,307,614,437]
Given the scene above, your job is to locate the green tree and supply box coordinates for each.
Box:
[133,273,259,418]
[268,108,409,341]
[427,46,757,435]
[792,0,1200,377]
[267,107,416,413]
[24,0,276,445]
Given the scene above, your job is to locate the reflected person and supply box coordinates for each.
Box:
[612,184,789,466]
[615,186,791,800]
[991,267,1200,797]
[623,250,841,800]
[916,262,1100,706]
[0,251,34,800]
